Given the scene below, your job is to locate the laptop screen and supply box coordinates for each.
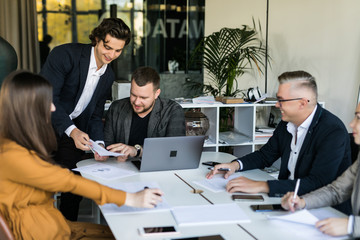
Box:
[133,135,205,172]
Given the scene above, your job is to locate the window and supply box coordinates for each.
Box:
[37,0,204,82]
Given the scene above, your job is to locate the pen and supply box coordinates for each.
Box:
[87,144,96,154]
[144,186,156,208]
[144,186,161,196]
[292,179,300,207]
[208,167,231,171]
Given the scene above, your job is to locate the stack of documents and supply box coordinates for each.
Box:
[192,96,216,104]
[255,126,275,142]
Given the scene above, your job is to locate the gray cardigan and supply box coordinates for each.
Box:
[104,97,186,146]
[303,158,360,237]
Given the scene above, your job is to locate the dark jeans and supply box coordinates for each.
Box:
[54,135,84,221]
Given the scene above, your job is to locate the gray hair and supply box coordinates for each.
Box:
[278,70,318,101]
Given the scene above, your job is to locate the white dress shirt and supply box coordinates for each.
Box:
[287,105,317,180]
[65,47,107,140]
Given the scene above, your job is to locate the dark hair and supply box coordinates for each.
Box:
[43,34,53,44]
[89,18,131,46]
[278,70,318,100]
[132,66,160,90]
[0,70,57,162]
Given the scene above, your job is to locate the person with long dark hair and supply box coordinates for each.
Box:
[0,70,162,240]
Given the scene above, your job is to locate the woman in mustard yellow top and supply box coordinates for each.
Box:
[0,70,163,240]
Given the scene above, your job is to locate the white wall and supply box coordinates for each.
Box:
[205,0,360,130]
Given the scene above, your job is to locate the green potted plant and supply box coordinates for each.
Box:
[189,21,269,132]
[190,21,269,98]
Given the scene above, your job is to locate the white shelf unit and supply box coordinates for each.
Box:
[181,102,324,158]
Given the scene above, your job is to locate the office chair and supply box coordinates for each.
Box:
[0,36,18,87]
[0,214,14,240]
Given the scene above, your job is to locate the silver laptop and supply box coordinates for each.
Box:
[132,135,205,172]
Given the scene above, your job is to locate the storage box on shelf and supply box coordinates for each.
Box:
[181,102,221,152]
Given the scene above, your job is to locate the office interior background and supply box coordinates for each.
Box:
[0,0,360,131]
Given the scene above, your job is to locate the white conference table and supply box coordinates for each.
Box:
[77,152,347,240]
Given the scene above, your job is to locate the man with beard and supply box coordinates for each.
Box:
[103,66,185,161]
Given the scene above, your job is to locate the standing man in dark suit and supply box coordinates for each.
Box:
[207,70,352,214]
[40,18,131,221]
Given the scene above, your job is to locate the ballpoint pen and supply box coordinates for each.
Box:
[208,167,231,171]
[144,186,161,196]
[292,179,300,207]
[144,186,161,208]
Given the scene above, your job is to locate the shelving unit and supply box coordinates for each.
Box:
[181,101,324,158]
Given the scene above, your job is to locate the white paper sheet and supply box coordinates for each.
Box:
[100,182,171,215]
[89,139,125,157]
[267,209,319,225]
[171,203,250,226]
[193,172,243,192]
[267,210,343,240]
[72,163,137,180]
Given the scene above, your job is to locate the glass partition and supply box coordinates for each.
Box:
[37,0,204,98]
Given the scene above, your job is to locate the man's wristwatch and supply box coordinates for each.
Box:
[134,144,141,157]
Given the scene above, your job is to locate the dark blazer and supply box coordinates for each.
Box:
[104,97,186,146]
[240,104,351,198]
[40,43,115,141]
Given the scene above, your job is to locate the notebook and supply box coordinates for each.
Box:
[132,135,205,172]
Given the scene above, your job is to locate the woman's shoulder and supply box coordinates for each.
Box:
[0,139,35,160]
[0,139,57,174]
[1,139,26,150]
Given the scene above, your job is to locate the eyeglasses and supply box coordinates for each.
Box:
[276,98,310,106]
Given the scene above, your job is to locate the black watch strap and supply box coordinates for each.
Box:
[134,144,141,157]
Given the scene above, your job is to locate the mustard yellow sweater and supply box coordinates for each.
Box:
[0,140,126,239]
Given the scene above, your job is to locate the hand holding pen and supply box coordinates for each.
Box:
[206,162,237,179]
[292,179,300,207]
[281,179,306,212]
[208,167,231,172]
[125,186,163,208]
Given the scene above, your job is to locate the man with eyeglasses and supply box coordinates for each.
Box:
[207,70,351,214]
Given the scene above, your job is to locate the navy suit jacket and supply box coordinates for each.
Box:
[40,43,115,141]
[240,104,351,198]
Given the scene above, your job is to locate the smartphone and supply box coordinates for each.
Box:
[172,235,224,240]
[250,204,285,212]
[202,161,220,167]
[232,194,264,202]
[138,226,179,236]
